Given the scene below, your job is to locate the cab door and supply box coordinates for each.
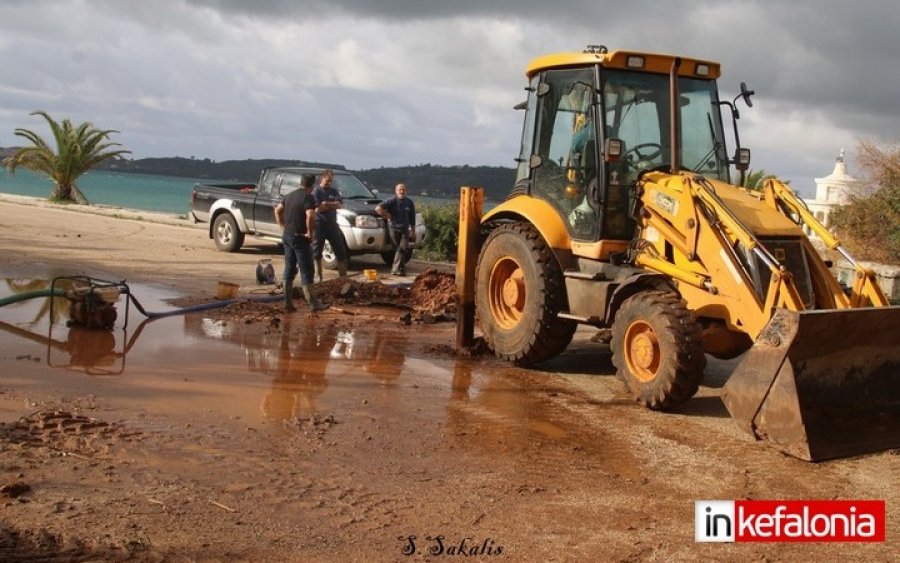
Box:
[529,68,602,241]
[254,172,298,236]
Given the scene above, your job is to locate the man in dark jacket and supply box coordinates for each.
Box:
[312,169,349,281]
[375,183,416,276]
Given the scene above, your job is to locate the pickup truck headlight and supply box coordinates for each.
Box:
[355,215,381,228]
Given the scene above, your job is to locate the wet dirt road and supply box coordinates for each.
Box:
[0,198,897,561]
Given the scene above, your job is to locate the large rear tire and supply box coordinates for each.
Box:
[475,222,575,366]
[213,213,244,252]
[611,290,705,410]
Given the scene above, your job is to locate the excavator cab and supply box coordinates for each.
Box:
[515,48,732,246]
[461,45,900,460]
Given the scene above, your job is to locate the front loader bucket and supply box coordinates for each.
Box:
[721,307,900,461]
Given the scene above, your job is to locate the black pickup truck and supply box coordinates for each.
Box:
[190,167,426,269]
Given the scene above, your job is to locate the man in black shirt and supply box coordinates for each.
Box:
[275,173,327,312]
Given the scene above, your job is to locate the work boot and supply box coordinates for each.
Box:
[283,279,297,312]
[314,259,324,283]
[301,285,329,312]
[337,260,348,278]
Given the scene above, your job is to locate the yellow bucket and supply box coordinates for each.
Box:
[363,269,378,282]
[217,281,239,299]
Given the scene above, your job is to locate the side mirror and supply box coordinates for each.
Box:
[740,82,755,108]
[734,148,751,171]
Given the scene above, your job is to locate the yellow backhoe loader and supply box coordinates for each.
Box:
[456,45,900,461]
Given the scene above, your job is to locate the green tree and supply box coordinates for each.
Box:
[417,202,460,262]
[742,169,780,190]
[2,111,130,204]
[831,139,900,264]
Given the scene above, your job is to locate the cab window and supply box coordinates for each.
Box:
[531,68,599,240]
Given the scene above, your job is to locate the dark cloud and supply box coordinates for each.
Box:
[2,0,897,194]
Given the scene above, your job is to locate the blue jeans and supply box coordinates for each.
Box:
[283,232,314,285]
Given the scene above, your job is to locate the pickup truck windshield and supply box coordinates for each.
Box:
[333,174,375,199]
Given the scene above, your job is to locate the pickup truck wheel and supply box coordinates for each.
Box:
[321,240,339,270]
[380,250,412,266]
[610,290,705,410]
[213,213,244,252]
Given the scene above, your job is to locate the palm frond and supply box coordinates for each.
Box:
[3,111,131,203]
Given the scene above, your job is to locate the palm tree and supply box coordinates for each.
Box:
[2,111,130,204]
[742,169,789,191]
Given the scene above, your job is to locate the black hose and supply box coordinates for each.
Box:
[128,293,282,319]
[0,282,282,319]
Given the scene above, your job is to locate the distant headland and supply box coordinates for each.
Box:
[0,147,515,201]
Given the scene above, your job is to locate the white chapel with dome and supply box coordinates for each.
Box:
[802,149,859,238]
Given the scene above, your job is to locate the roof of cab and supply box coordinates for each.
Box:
[525,49,721,80]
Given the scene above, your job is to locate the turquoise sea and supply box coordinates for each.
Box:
[0,169,462,215]
[0,169,204,215]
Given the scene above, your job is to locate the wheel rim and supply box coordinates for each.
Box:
[488,256,526,329]
[322,241,335,263]
[217,221,232,244]
[624,320,660,382]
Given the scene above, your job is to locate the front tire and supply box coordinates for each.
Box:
[475,222,575,366]
[213,213,244,252]
[611,290,705,410]
[321,239,346,270]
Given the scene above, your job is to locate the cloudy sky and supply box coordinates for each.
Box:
[1,0,897,195]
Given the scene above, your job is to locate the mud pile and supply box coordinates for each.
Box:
[314,268,457,320]
[170,269,458,323]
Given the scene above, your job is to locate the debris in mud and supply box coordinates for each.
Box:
[314,268,456,318]
[0,482,31,498]
[590,328,612,344]
[171,269,459,325]
[408,269,458,318]
[421,337,489,359]
[0,525,115,562]
[284,413,337,442]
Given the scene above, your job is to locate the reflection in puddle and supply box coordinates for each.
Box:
[1,275,612,461]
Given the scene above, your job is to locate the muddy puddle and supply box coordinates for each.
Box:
[0,276,620,463]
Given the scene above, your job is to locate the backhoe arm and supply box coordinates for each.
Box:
[762,178,889,307]
[634,172,808,338]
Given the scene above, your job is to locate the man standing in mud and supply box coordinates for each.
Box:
[375,183,416,276]
[275,173,327,312]
[312,169,349,281]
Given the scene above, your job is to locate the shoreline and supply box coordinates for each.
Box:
[0,192,202,229]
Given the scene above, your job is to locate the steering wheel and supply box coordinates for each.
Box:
[624,142,663,162]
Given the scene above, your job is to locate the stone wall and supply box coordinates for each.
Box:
[834,261,900,304]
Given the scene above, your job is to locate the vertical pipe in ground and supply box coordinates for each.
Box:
[456,186,483,349]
